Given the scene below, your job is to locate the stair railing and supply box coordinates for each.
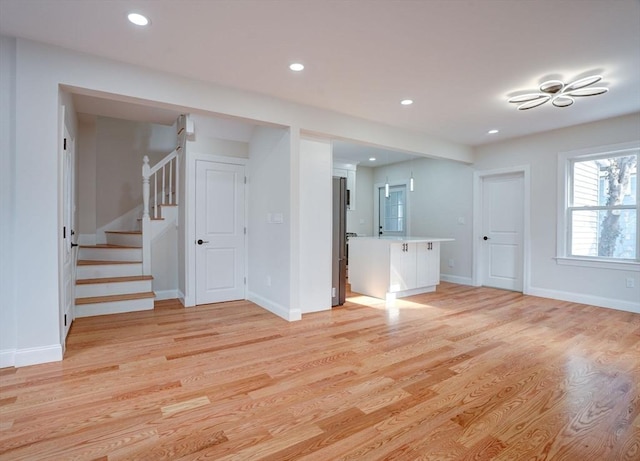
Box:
[141,147,180,274]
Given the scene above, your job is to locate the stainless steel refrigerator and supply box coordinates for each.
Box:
[332,177,347,306]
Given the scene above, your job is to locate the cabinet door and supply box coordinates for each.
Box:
[416,241,440,287]
[389,243,416,292]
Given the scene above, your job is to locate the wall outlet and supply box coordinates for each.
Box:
[266,275,272,287]
[626,277,635,288]
[448,258,454,268]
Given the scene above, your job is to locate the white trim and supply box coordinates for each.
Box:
[473,165,531,293]
[247,291,301,321]
[440,274,474,286]
[0,349,16,368]
[14,344,63,367]
[154,289,180,300]
[527,286,640,314]
[555,257,640,271]
[557,141,639,264]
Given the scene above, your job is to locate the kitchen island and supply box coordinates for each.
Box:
[349,236,454,300]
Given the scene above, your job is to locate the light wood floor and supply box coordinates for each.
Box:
[1,283,639,460]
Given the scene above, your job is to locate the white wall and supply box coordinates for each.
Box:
[95,117,176,229]
[0,36,16,366]
[474,113,640,312]
[3,35,469,366]
[372,158,475,284]
[77,116,97,239]
[347,166,374,236]
[299,138,332,313]
[247,126,294,319]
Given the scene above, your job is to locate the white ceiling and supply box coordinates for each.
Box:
[1,0,638,154]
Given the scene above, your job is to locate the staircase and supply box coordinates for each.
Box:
[75,232,154,317]
[74,123,183,318]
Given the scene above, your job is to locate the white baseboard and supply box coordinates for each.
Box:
[13,344,63,367]
[0,349,16,368]
[247,291,301,321]
[440,274,474,286]
[527,286,640,314]
[154,290,179,301]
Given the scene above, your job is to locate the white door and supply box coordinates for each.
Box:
[378,185,407,237]
[480,173,524,291]
[195,160,246,304]
[61,123,76,344]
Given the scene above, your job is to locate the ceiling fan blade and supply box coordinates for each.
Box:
[508,93,547,103]
[564,75,602,92]
[565,87,609,97]
[517,96,551,110]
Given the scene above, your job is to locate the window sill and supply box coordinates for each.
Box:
[555,257,640,272]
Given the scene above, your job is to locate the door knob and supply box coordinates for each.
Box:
[483,236,490,241]
[197,239,209,245]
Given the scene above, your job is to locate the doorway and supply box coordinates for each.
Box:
[376,184,408,237]
[473,167,530,292]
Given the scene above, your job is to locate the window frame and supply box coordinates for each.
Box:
[557,141,640,270]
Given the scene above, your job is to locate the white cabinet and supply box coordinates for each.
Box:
[389,243,416,292]
[390,242,440,293]
[349,237,450,300]
[416,241,440,288]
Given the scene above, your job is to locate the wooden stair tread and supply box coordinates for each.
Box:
[104,230,142,235]
[76,292,155,305]
[79,244,142,249]
[77,260,142,266]
[76,275,153,285]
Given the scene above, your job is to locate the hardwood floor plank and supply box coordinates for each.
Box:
[1,283,638,460]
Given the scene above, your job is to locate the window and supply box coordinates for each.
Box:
[379,185,406,237]
[558,143,639,266]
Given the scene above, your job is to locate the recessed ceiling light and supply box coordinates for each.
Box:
[289,63,304,72]
[128,13,149,26]
[369,157,376,162]
[400,99,413,106]
[488,129,499,134]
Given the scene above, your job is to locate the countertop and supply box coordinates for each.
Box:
[350,236,454,243]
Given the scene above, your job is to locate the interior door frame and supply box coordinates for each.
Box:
[185,152,248,307]
[373,179,411,238]
[58,104,77,352]
[472,165,531,294]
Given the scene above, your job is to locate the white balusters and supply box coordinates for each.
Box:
[141,148,180,275]
[142,156,150,219]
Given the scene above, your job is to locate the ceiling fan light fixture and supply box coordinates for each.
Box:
[508,74,608,110]
[564,75,602,92]
[552,96,574,108]
[566,87,609,97]
[517,96,551,110]
[508,93,548,104]
[539,80,564,94]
